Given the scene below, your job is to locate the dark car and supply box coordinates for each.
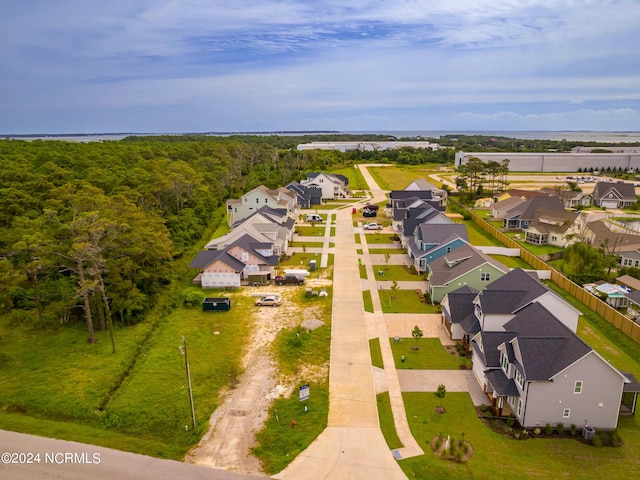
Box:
[275,275,305,285]
[363,209,377,217]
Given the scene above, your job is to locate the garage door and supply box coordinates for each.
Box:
[602,200,618,208]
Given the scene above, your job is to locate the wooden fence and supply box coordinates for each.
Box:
[459,204,640,343]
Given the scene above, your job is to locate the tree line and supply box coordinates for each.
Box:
[455,157,510,201]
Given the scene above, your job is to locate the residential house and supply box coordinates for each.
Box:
[408,223,470,272]
[392,202,453,247]
[226,185,296,225]
[585,220,640,267]
[225,235,279,279]
[524,208,584,247]
[404,178,448,207]
[206,206,295,255]
[540,187,592,208]
[470,301,629,428]
[389,190,444,211]
[441,285,479,341]
[189,250,245,288]
[501,196,565,229]
[427,244,509,303]
[284,181,322,208]
[490,196,525,219]
[592,182,637,208]
[300,172,349,199]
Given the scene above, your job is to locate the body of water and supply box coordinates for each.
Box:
[4,130,640,144]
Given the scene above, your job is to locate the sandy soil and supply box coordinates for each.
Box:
[186,284,330,476]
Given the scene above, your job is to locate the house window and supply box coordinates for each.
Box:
[446,246,452,253]
[517,399,523,416]
[515,371,525,389]
[551,235,558,242]
[256,198,259,204]
[501,354,508,372]
[481,272,491,282]
[574,380,583,394]
[563,408,571,418]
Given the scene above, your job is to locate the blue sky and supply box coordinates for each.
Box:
[1,0,639,134]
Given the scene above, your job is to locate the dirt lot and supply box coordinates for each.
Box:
[187,280,331,476]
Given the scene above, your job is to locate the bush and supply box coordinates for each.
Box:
[506,414,515,427]
[556,422,564,436]
[570,424,577,436]
[545,423,554,435]
[592,432,603,447]
[182,290,204,308]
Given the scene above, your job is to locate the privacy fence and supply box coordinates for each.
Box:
[455,202,640,343]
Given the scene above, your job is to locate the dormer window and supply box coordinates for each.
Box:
[501,353,508,372]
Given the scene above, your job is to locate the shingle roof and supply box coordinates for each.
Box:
[189,250,246,271]
[443,285,479,334]
[594,181,637,200]
[526,208,580,235]
[428,244,507,286]
[586,220,640,251]
[476,268,548,314]
[485,369,520,396]
[506,196,564,221]
[416,223,469,246]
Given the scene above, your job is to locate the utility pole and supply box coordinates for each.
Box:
[179,336,196,429]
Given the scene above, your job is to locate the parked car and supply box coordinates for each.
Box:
[305,213,324,222]
[363,209,377,217]
[364,204,379,211]
[364,222,383,230]
[255,295,282,307]
[275,274,305,285]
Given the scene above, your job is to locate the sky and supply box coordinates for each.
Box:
[1,0,639,134]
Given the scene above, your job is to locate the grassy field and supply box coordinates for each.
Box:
[331,166,369,190]
[363,232,399,244]
[296,225,329,236]
[390,338,470,370]
[373,264,426,281]
[488,254,533,269]
[369,338,384,369]
[378,290,439,314]
[397,392,640,480]
[463,220,503,247]
[368,165,444,190]
[289,241,324,248]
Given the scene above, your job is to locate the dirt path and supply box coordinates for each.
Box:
[186,286,327,475]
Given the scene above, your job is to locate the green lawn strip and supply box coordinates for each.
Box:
[296,226,328,236]
[376,392,403,450]
[373,264,425,281]
[355,235,361,244]
[369,338,383,369]
[356,248,363,255]
[0,411,186,460]
[488,254,533,269]
[368,165,440,191]
[359,264,368,279]
[101,294,252,450]
[363,233,397,244]
[390,338,469,369]
[289,241,324,248]
[330,166,369,190]
[546,282,640,367]
[368,248,407,254]
[463,221,503,247]
[252,383,329,475]
[399,392,640,480]
[363,290,374,313]
[379,290,438,314]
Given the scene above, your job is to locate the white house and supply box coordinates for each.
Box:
[300,172,349,199]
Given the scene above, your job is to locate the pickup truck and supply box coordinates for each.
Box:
[363,222,383,230]
[275,275,305,286]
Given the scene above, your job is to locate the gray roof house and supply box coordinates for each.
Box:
[501,196,565,229]
[592,182,637,208]
[408,223,470,272]
[427,244,509,303]
[470,301,631,428]
[441,285,480,340]
[285,181,322,208]
[394,205,453,248]
[189,250,246,288]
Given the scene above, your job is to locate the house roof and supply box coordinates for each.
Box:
[405,178,441,191]
[516,336,591,381]
[507,188,551,200]
[625,289,640,306]
[428,244,507,287]
[227,235,279,266]
[476,268,548,314]
[526,208,580,235]
[485,369,520,397]
[189,250,246,272]
[505,196,565,221]
[491,196,524,215]
[389,190,433,201]
[443,285,478,331]
[416,223,469,247]
[540,187,586,200]
[594,181,636,200]
[586,220,640,251]
[617,274,640,291]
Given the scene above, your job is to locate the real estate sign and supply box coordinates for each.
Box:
[299,384,310,402]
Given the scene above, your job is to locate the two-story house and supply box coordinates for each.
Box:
[226,185,296,225]
[404,178,448,207]
[393,203,453,248]
[524,208,584,247]
[592,182,637,208]
[408,223,469,272]
[300,172,349,199]
[501,196,565,229]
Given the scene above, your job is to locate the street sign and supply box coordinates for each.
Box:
[299,384,310,402]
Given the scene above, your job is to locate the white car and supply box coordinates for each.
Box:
[363,222,383,230]
[255,295,282,307]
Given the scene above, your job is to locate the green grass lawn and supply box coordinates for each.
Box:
[359,264,368,279]
[488,254,533,269]
[390,338,470,369]
[373,264,425,281]
[378,290,439,314]
[376,392,403,450]
[296,225,329,236]
[398,392,640,480]
[331,166,370,190]
[289,241,324,248]
[369,338,384,369]
[362,290,374,313]
[364,233,399,244]
[503,231,565,255]
[463,221,503,247]
[368,165,443,190]
[368,248,407,254]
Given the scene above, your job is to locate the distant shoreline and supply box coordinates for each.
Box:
[3,130,640,143]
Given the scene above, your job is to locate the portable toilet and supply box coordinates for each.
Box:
[309,260,317,271]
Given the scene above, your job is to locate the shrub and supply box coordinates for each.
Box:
[506,414,515,427]
[533,427,541,435]
[556,422,564,436]
[182,290,204,308]
[570,424,577,436]
[592,432,603,447]
[545,423,554,435]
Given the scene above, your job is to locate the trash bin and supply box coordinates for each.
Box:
[309,260,316,271]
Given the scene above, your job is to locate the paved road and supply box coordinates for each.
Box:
[0,429,262,480]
